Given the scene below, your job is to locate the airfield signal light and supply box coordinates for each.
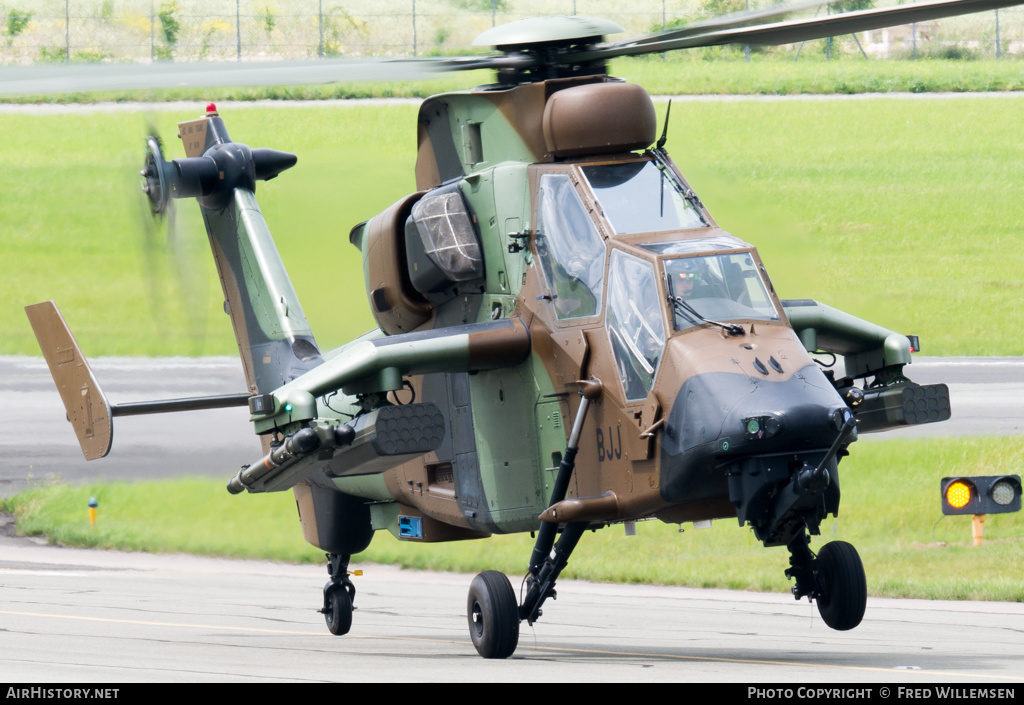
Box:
[941,475,1022,516]
[206,102,218,114]
[940,475,1021,546]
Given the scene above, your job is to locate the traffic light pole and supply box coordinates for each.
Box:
[972,514,985,546]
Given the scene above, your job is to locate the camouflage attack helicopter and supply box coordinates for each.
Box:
[25,0,1016,659]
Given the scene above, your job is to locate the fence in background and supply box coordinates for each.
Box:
[2,0,1023,64]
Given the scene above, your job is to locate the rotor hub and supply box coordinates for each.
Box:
[472,16,623,85]
[141,135,170,216]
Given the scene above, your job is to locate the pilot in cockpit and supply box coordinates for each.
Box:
[674,257,714,299]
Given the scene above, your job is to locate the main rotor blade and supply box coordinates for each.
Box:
[4,0,1019,97]
[617,0,838,48]
[574,0,1024,60]
[0,55,510,97]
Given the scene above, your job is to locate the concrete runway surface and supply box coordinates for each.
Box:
[2,528,1023,683]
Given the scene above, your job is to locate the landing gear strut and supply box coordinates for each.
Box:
[466,386,597,659]
[466,521,588,659]
[786,534,866,630]
[321,552,356,636]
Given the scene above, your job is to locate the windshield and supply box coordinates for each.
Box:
[580,161,705,235]
[665,252,779,332]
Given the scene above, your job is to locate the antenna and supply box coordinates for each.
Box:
[656,99,672,150]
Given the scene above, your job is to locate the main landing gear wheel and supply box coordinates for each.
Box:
[814,540,867,631]
[467,570,520,659]
[323,582,354,636]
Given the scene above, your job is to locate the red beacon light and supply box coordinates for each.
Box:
[206,102,218,115]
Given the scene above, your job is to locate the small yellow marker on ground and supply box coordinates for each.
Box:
[88,497,97,526]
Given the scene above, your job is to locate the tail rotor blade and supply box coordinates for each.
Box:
[138,121,212,354]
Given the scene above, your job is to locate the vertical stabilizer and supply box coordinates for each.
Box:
[25,301,113,460]
[203,187,323,395]
[142,107,322,396]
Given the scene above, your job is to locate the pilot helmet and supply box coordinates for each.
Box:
[676,257,705,282]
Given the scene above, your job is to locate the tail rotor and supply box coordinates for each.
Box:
[141,126,171,217]
[138,121,212,354]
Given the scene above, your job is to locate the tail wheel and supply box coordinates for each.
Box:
[814,540,867,631]
[324,583,353,636]
[467,571,520,659]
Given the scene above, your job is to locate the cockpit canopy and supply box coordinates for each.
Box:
[656,247,780,332]
[605,239,780,402]
[534,173,605,320]
[579,161,705,235]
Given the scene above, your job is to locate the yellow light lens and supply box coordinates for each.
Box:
[946,481,972,509]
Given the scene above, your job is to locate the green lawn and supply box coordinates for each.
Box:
[4,437,1022,601]
[613,56,1024,95]
[2,93,1022,356]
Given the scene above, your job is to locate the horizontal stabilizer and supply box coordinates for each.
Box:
[26,300,253,461]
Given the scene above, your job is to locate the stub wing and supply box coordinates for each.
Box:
[782,298,950,433]
[230,317,533,494]
[25,300,251,461]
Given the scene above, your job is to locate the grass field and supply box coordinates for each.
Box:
[2,92,1023,357]
[4,437,1022,601]
[613,56,1024,95]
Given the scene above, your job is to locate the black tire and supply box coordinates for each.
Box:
[467,571,520,659]
[815,541,867,631]
[324,584,353,636]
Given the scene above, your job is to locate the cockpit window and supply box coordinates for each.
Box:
[535,173,605,319]
[640,236,749,255]
[665,252,779,332]
[580,161,705,235]
[607,250,665,402]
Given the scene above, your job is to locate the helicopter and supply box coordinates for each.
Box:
[23,0,1013,660]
